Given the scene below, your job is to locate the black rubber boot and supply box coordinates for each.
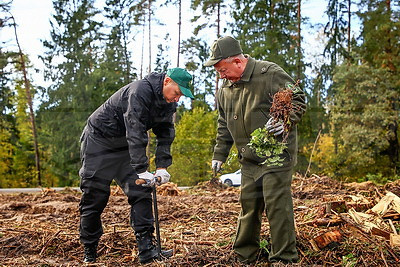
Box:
[83,243,98,263]
[135,230,173,264]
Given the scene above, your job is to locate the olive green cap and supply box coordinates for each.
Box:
[167,68,194,99]
[204,36,243,67]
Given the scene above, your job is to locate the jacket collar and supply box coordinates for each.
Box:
[144,72,165,96]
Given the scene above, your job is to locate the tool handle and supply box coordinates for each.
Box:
[135,177,162,185]
[212,168,217,179]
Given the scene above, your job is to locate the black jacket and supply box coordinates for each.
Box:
[86,73,176,173]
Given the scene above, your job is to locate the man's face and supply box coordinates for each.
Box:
[214,58,245,82]
[163,77,183,103]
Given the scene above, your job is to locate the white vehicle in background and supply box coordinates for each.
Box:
[219,169,241,187]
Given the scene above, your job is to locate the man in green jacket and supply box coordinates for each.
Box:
[205,36,306,264]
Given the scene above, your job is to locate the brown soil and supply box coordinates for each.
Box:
[1,175,400,266]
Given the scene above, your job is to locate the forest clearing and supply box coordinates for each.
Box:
[1,175,400,266]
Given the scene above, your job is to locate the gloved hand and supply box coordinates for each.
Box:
[137,171,156,187]
[211,160,223,174]
[154,168,170,185]
[266,117,284,136]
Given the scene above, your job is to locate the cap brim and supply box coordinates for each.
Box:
[179,86,195,99]
[204,58,221,67]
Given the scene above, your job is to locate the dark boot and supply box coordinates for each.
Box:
[135,230,173,264]
[83,243,98,263]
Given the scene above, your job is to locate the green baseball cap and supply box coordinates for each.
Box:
[204,36,243,67]
[167,68,194,99]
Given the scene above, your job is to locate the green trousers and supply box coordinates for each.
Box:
[233,168,298,263]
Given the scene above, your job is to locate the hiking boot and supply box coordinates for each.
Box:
[83,243,98,263]
[135,230,173,264]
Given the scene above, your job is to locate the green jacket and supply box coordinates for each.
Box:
[213,56,306,180]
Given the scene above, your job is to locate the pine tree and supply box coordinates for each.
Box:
[39,0,104,185]
[103,0,141,85]
[320,0,353,99]
[181,37,213,109]
[154,33,171,73]
[0,2,16,146]
[191,0,226,36]
[329,0,400,178]
[190,0,228,108]
[230,0,301,77]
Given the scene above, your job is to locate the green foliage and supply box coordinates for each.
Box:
[0,0,399,188]
[0,120,14,187]
[330,62,399,179]
[248,127,287,167]
[11,81,38,186]
[357,0,400,71]
[306,134,340,177]
[103,0,138,84]
[38,0,105,186]
[342,253,357,267]
[154,33,171,73]
[181,37,216,109]
[259,239,270,254]
[169,107,218,186]
[230,0,302,78]
[358,173,400,186]
[190,0,228,35]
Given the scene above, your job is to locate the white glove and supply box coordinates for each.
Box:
[154,169,170,185]
[211,160,223,173]
[266,117,284,136]
[137,171,155,187]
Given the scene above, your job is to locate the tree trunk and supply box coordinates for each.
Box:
[140,22,145,79]
[177,0,181,67]
[148,0,152,74]
[146,0,152,161]
[214,2,221,110]
[11,14,41,185]
[122,22,131,83]
[296,0,301,81]
[347,0,351,55]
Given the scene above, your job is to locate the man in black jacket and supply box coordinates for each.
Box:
[78,68,193,264]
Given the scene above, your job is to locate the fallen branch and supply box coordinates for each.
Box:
[39,230,62,255]
[173,239,216,246]
[305,129,322,177]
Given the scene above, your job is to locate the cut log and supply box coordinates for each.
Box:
[348,208,374,225]
[371,192,400,216]
[309,230,342,251]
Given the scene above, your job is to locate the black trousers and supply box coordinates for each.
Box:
[79,128,153,246]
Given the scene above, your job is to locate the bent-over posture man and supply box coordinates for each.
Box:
[79,68,194,264]
[205,36,306,264]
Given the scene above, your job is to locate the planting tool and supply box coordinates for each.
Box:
[136,177,162,259]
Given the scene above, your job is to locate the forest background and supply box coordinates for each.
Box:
[0,0,399,188]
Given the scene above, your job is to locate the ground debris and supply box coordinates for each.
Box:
[1,174,400,266]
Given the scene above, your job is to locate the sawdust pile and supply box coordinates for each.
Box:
[1,175,400,266]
